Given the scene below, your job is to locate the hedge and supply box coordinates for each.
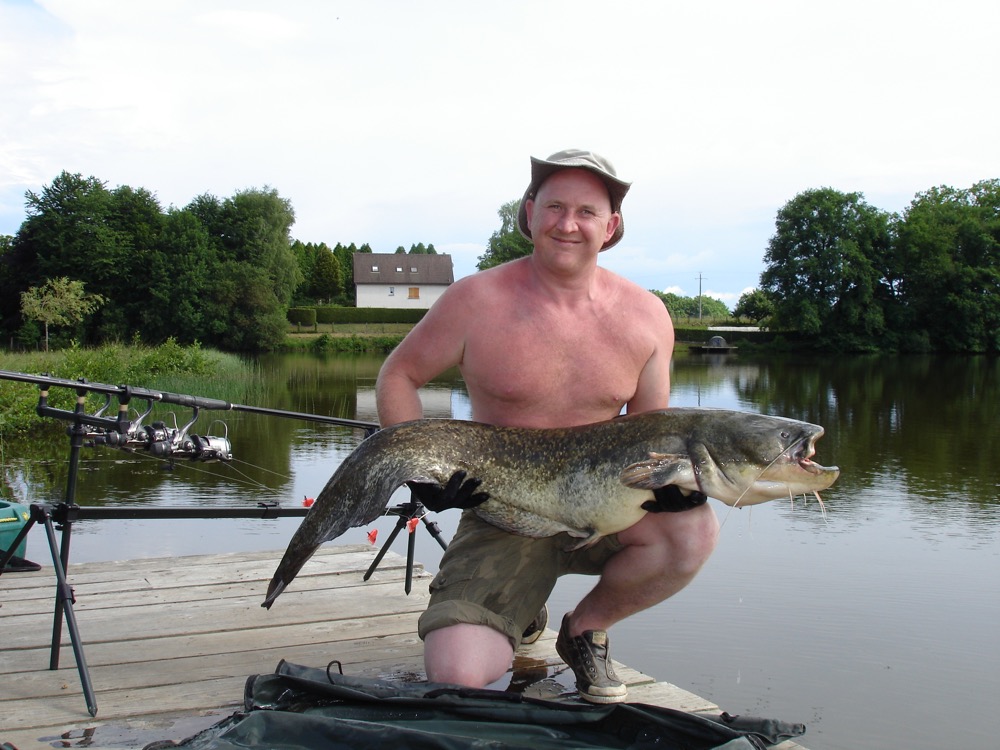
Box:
[306,307,429,325]
[288,308,318,327]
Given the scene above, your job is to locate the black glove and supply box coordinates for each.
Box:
[406,470,489,512]
[641,485,708,513]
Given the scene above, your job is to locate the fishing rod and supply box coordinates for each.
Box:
[0,368,379,431]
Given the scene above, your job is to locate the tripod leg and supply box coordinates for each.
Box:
[363,514,408,581]
[39,508,98,717]
[421,517,449,552]
[405,521,417,595]
[0,517,35,573]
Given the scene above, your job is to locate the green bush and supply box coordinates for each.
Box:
[288,308,317,327]
[0,341,244,437]
[310,307,427,325]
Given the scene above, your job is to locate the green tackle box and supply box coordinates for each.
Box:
[0,499,31,561]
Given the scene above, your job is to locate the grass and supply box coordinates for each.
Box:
[0,340,261,438]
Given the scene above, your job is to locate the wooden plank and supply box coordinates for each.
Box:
[2,586,429,652]
[1,546,406,611]
[4,631,428,731]
[2,564,420,618]
[4,614,427,696]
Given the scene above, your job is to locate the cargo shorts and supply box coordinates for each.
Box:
[417,509,625,649]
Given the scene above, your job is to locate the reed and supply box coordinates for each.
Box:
[0,340,261,437]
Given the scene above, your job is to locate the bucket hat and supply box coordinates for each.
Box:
[517,149,631,250]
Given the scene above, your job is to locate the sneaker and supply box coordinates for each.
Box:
[520,604,548,645]
[555,614,627,704]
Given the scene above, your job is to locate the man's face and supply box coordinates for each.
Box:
[526,169,620,265]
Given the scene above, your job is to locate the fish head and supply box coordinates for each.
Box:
[690,412,840,506]
[622,410,839,507]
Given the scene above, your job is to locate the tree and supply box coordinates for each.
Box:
[0,172,122,343]
[733,289,776,324]
[310,245,343,302]
[692,295,730,318]
[20,277,105,351]
[477,199,533,270]
[334,243,364,305]
[407,242,437,254]
[141,208,220,344]
[759,188,892,350]
[895,180,1000,352]
[186,187,301,350]
[650,290,729,319]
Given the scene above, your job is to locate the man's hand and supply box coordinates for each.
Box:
[406,470,489,512]
[641,485,708,513]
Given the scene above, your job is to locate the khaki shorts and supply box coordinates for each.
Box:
[417,510,625,649]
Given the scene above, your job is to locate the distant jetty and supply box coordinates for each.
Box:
[688,335,738,353]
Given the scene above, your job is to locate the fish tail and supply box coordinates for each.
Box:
[261,578,286,609]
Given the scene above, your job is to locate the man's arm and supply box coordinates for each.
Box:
[626,292,675,415]
[375,281,471,427]
[376,279,490,509]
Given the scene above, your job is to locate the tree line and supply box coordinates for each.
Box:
[752,180,1000,352]
[2,171,996,353]
[0,172,436,351]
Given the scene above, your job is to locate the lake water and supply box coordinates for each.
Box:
[2,351,997,750]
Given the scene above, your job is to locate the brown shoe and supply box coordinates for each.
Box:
[554,614,627,704]
[520,604,548,645]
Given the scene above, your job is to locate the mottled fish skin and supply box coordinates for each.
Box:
[262,408,839,608]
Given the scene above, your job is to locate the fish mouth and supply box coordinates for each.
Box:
[790,431,826,475]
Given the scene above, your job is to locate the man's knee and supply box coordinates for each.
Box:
[424,623,513,687]
[619,502,719,572]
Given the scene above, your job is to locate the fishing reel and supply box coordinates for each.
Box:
[99,403,233,462]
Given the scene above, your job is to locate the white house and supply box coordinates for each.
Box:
[353,253,455,309]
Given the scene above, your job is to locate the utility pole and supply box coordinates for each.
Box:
[697,272,703,320]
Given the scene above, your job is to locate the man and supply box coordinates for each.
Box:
[375,149,718,703]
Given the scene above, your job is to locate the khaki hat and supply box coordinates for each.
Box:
[517,148,631,251]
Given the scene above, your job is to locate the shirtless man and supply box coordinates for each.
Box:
[376,149,718,703]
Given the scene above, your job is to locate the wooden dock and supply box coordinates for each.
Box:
[2,545,805,749]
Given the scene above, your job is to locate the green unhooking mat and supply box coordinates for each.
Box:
[149,660,806,750]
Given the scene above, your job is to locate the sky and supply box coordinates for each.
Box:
[2,0,998,308]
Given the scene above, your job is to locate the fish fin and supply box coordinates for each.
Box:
[563,529,604,551]
[621,453,689,489]
[261,579,286,609]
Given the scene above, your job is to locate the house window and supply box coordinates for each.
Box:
[389,286,395,296]
[408,287,420,299]
[371,265,379,272]
[396,266,403,273]
[410,267,418,273]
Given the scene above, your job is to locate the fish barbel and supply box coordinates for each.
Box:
[263,408,839,608]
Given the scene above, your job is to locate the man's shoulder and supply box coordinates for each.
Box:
[451,258,526,296]
[600,268,662,304]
